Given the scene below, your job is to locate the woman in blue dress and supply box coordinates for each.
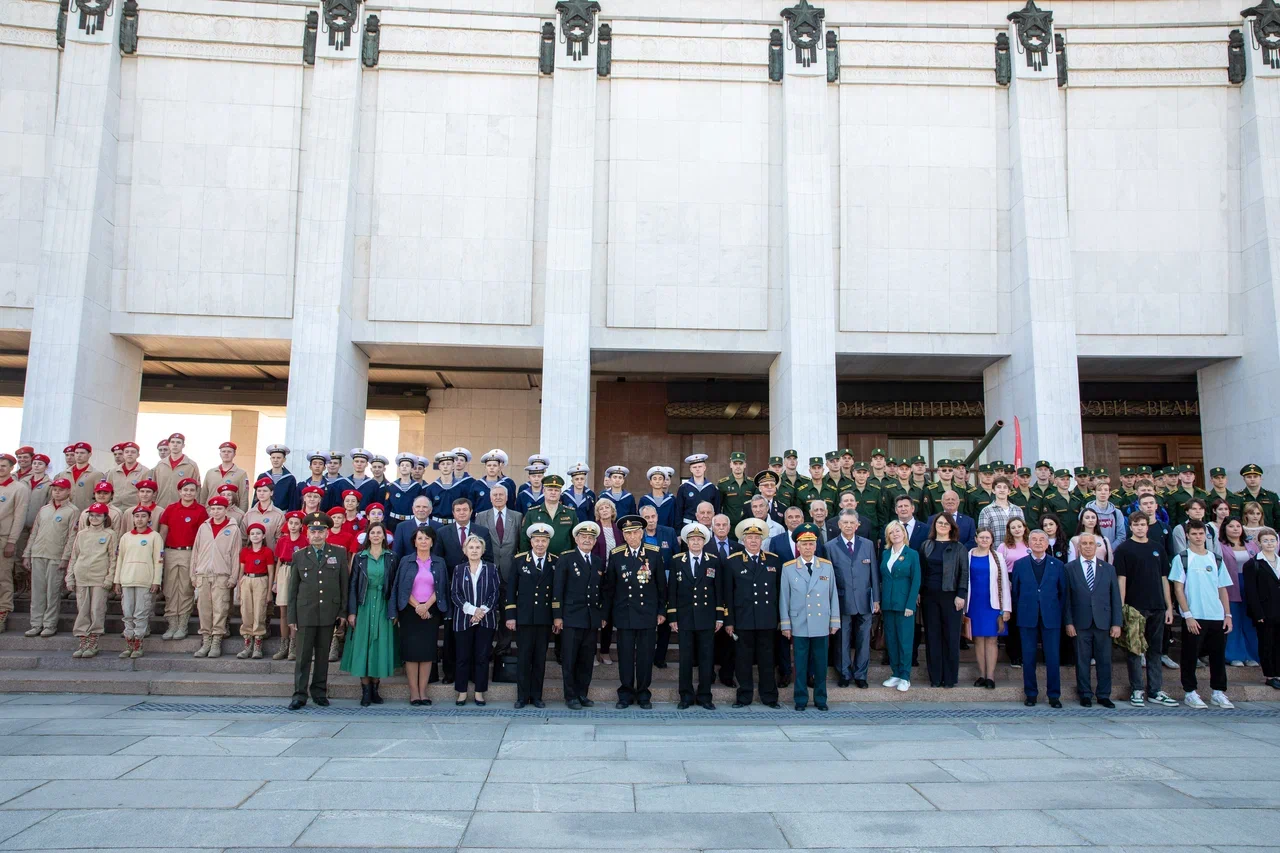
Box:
[967,527,1011,689]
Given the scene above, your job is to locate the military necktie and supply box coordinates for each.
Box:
[692,556,699,577]
[1085,559,1095,590]
[806,561,813,577]
[720,540,729,561]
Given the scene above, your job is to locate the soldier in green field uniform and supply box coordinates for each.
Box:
[847,461,882,540]
[793,457,828,521]
[287,512,351,710]
[838,449,856,481]
[966,463,996,520]
[1205,466,1236,516]
[768,455,785,477]
[1071,466,1093,504]
[925,459,967,518]
[1010,466,1038,528]
[1164,463,1208,527]
[868,448,893,491]
[1111,466,1136,510]
[1030,460,1054,503]
[822,450,853,494]
[879,457,909,523]
[519,474,579,555]
[1039,468,1081,538]
[776,450,808,510]
[1237,463,1280,527]
[905,455,929,521]
[718,451,756,537]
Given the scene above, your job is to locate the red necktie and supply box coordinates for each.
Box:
[496,513,505,540]
[459,526,466,548]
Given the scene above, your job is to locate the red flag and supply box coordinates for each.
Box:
[1013,417,1023,470]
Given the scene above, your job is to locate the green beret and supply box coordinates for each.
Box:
[729,451,746,462]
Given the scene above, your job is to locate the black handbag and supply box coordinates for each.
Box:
[492,654,519,683]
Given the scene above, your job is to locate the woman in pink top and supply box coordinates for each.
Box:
[391,526,447,706]
[997,516,1031,669]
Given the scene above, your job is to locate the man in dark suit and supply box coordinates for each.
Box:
[929,490,976,549]
[553,521,606,710]
[890,495,928,551]
[640,505,679,668]
[431,497,493,681]
[1011,529,1069,708]
[391,495,440,564]
[708,514,743,686]
[825,493,874,545]
[1064,534,1123,708]
[826,509,879,688]
[769,506,805,563]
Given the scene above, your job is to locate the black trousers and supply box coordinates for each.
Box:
[1258,618,1280,679]
[493,615,515,660]
[678,628,716,704]
[292,623,335,702]
[654,621,672,664]
[515,624,551,702]
[617,626,656,704]
[775,628,793,678]
[1005,599,1022,663]
[1180,619,1227,693]
[561,625,598,702]
[715,628,736,683]
[440,622,456,681]
[600,619,613,656]
[454,624,494,693]
[735,628,777,705]
[921,588,962,687]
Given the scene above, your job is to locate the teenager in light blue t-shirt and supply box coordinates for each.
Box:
[1169,520,1233,709]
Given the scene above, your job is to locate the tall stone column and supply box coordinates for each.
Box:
[229,410,260,473]
[537,3,599,473]
[21,2,143,469]
[285,0,370,456]
[983,2,1083,468]
[768,2,838,459]
[1200,7,1280,483]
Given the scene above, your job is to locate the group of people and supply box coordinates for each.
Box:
[2,437,1278,712]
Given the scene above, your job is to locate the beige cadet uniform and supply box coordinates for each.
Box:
[23,500,78,633]
[153,455,200,514]
[0,477,30,619]
[113,528,164,640]
[68,526,117,638]
[191,518,241,646]
[62,504,125,566]
[244,503,285,549]
[15,474,50,578]
[203,464,250,513]
[55,466,102,515]
[107,464,153,511]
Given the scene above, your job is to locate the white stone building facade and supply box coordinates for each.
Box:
[3,0,1277,479]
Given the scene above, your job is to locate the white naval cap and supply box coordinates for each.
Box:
[528,454,550,467]
[646,466,665,479]
[567,461,590,476]
[604,465,629,478]
[526,522,554,539]
[684,453,709,466]
[395,452,417,466]
[681,522,710,541]
[481,448,509,465]
[266,444,290,456]
[452,447,472,462]
[572,520,601,538]
[349,448,371,460]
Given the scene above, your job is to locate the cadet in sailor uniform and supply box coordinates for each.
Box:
[380,454,422,533]
[639,466,676,530]
[516,455,549,514]
[563,462,597,523]
[472,449,517,515]
[674,454,721,529]
[258,444,298,512]
[599,466,637,518]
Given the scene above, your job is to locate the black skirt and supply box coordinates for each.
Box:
[399,606,439,662]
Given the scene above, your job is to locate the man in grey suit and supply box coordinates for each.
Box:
[826,509,880,688]
[1064,534,1123,708]
[477,484,523,663]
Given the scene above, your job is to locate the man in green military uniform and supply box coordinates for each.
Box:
[839,449,856,481]
[904,455,929,521]
[1164,463,1208,527]
[288,512,350,710]
[823,450,853,494]
[879,457,911,523]
[1031,460,1054,502]
[1039,469,1081,538]
[1112,466,1137,509]
[966,463,996,520]
[868,448,893,490]
[519,474,578,555]
[925,459,966,518]
[1237,463,1280,527]
[847,461,881,540]
[718,452,756,537]
[1010,466,1038,527]
[768,455,785,477]
[1206,467,1236,516]
[775,450,806,509]
[1071,466,1093,503]
[793,457,829,521]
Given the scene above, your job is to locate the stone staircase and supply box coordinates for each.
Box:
[1,594,1274,704]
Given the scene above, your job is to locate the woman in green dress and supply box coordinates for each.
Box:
[342,521,399,706]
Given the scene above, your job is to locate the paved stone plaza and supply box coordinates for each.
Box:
[0,694,1278,850]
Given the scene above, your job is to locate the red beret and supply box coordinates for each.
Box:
[50,478,72,489]
[246,522,267,535]
[253,476,275,490]
[219,441,237,451]
[365,502,385,513]
[168,433,185,442]
[33,454,50,464]
[93,480,114,493]
[110,443,123,453]
[177,477,199,490]
[135,479,158,491]
[120,441,139,451]
[62,445,75,454]
[0,454,15,465]
[157,439,169,448]
[207,496,229,508]
[301,485,325,497]
[87,502,110,514]
[342,489,362,501]
[74,442,92,452]
[216,483,239,493]
[14,446,33,456]
[130,505,152,516]
[285,510,305,521]
[326,507,345,516]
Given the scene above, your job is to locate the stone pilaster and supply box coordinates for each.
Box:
[285,1,370,456]
[1200,11,1280,482]
[229,409,260,473]
[768,4,837,459]
[537,5,599,473]
[983,8,1083,468]
[21,1,143,469]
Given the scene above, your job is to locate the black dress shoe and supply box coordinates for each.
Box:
[777,675,792,688]
[837,677,851,688]
[1079,697,1092,707]
[514,700,527,709]
[475,700,486,707]
[313,697,330,707]
[1097,697,1115,708]
[1269,677,1280,690]
[288,698,305,711]
[654,661,668,669]
[974,677,987,687]
[421,698,432,706]
[615,701,629,710]
[700,701,716,711]
[677,700,692,710]
[533,700,546,709]
[855,679,868,689]
[456,698,467,707]
[1024,697,1037,707]
[766,702,781,709]
[931,682,942,688]
[580,698,595,708]
[984,679,996,690]
[1049,698,1063,709]
[794,704,806,712]
[732,701,748,708]
[943,683,955,689]
[566,698,583,710]
[638,700,652,710]
[816,703,828,711]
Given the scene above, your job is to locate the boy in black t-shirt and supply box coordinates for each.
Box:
[1115,513,1178,707]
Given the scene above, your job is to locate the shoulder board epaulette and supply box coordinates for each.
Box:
[514,551,528,559]
[611,545,627,554]
[643,543,659,551]
[675,552,688,561]
[718,476,730,483]
[730,550,746,559]
[815,556,833,564]
[783,558,797,566]
[763,550,777,557]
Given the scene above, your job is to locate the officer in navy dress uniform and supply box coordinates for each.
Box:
[668,521,725,710]
[724,518,783,708]
[604,514,667,709]
[554,521,606,710]
[674,454,721,528]
[505,522,557,709]
[380,453,422,533]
